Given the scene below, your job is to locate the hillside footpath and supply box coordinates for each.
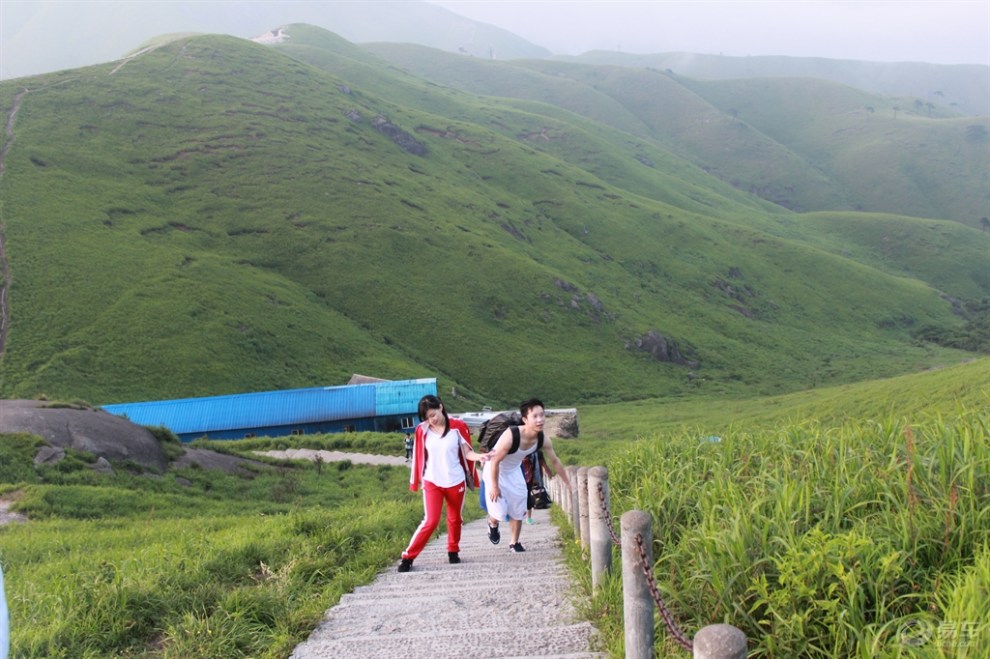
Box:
[0,88,29,357]
[289,507,603,658]
[253,448,407,466]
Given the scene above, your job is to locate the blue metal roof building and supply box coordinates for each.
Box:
[100,378,436,442]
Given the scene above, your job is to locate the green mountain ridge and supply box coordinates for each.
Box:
[362,40,990,225]
[559,51,990,117]
[0,28,985,409]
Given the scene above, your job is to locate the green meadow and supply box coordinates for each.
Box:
[572,409,990,657]
[2,359,988,657]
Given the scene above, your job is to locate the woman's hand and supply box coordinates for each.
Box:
[466,449,492,463]
[489,484,501,502]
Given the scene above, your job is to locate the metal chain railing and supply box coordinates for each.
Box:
[595,480,621,545]
[595,481,694,652]
[634,533,694,651]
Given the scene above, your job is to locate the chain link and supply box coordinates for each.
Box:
[594,481,693,652]
[635,533,694,652]
[595,481,621,546]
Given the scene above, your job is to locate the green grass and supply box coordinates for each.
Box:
[4,505,419,658]
[586,409,990,657]
[573,357,990,447]
[552,360,990,657]
[0,430,474,657]
[557,51,990,132]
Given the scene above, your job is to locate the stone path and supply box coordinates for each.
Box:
[253,448,408,467]
[289,507,603,659]
[0,494,26,526]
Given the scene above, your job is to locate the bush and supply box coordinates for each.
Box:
[146,425,185,461]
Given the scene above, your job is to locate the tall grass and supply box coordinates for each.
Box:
[598,409,990,657]
[3,504,418,657]
[0,430,445,658]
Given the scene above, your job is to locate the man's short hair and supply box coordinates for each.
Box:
[520,397,544,418]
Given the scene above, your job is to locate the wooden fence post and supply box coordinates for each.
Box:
[555,473,566,517]
[577,466,590,551]
[567,466,580,533]
[621,510,654,659]
[693,624,747,659]
[588,466,611,592]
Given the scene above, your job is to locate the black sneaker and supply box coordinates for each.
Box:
[509,543,525,553]
[487,523,500,545]
[448,552,461,564]
[397,558,413,572]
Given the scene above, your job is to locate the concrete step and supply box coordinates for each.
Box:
[290,508,601,659]
[290,622,602,659]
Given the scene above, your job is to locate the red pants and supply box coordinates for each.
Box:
[402,480,466,559]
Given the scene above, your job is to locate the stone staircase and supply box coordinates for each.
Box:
[290,507,604,658]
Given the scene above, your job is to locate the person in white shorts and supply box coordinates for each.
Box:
[482,398,570,552]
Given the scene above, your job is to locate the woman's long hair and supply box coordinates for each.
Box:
[417,394,450,437]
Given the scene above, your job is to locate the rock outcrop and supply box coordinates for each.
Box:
[0,399,168,472]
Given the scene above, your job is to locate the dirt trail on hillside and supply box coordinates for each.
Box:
[0,88,28,357]
[0,44,206,358]
[254,449,407,467]
[0,452,399,527]
[0,490,27,526]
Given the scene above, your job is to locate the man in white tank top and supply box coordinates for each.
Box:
[482,398,571,552]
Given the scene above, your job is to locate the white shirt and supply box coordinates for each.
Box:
[422,426,468,488]
[483,439,539,521]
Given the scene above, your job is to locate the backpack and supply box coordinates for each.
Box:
[477,412,543,453]
[524,451,553,510]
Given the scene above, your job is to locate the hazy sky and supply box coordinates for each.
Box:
[429,0,990,65]
[1,0,987,81]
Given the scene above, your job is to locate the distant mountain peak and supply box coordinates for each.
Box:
[252,27,289,45]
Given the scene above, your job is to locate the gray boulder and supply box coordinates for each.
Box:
[0,399,168,472]
[32,445,66,465]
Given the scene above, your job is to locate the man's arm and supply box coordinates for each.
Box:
[542,437,570,488]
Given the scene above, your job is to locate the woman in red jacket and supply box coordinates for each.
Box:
[399,395,488,572]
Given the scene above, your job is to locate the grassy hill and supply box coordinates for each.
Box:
[0,0,550,81]
[561,51,990,118]
[0,29,984,409]
[364,41,990,227]
[577,357,990,445]
[680,75,990,225]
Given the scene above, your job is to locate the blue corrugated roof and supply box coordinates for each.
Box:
[374,379,436,416]
[101,378,437,435]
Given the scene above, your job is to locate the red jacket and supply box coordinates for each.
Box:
[409,417,479,492]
